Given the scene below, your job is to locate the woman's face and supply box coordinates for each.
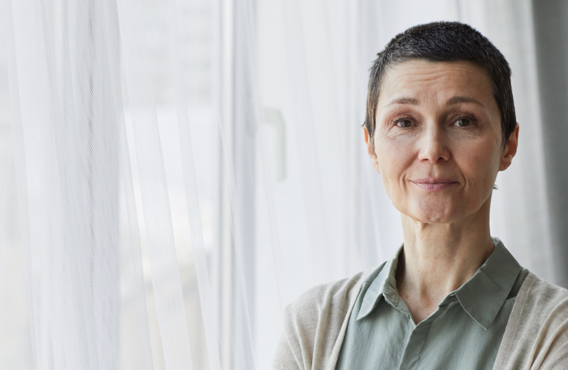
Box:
[365,59,518,224]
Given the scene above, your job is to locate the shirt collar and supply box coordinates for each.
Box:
[357,246,403,320]
[356,238,523,330]
[453,238,522,329]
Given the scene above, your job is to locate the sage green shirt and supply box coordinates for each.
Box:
[336,238,529,370]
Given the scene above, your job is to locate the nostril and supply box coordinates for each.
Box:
[418,145,450,163]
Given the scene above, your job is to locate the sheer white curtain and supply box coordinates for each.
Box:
[0,0,560,369]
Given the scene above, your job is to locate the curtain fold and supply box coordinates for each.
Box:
[5,0,123,367]
[1,0,565,369]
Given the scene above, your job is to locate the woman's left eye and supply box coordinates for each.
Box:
[454,117,475,127]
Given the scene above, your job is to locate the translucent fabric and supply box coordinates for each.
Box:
[0,0,561,369]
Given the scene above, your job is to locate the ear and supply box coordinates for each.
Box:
[364,127,381,174]
[499,123,519,171]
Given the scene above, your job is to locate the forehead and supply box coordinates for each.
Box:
[378,59,495,109]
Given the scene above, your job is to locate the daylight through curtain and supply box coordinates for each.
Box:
[0,0,563,369]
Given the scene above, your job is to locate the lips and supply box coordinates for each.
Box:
[410,178,458,192]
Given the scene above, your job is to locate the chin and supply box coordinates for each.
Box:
[406,203,460,224]
[414,213,456,224]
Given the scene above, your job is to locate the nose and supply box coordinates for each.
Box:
[418,124,450,164]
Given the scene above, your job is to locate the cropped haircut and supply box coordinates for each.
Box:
[364,21,516,148]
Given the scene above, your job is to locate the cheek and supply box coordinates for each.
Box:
[376,139,414,185]
[459,141,501,186]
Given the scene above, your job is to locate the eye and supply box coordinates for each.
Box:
[394,118,413,128]
[454,117,475,127]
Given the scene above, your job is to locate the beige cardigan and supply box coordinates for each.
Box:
[272,271,568,370]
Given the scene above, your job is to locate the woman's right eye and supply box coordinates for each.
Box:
[395,118,413,128]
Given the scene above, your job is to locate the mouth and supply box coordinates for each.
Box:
[410,178,459,192]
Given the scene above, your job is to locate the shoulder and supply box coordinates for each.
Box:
[517,272,568,332]
[282,271,365,351]
[274,265,384,370]
[496,272,568,369]
[526,272,568,305]
[285,263,385,329]
[286,271,365,321]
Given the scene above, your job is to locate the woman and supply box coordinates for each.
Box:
[273,22,568,370]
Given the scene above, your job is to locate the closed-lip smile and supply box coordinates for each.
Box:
[410,178,458,192]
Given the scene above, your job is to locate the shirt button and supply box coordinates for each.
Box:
[449,293,455,297]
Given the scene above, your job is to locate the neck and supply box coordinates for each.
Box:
[396,200,495,323]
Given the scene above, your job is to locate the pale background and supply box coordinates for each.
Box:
[1,0,567,369]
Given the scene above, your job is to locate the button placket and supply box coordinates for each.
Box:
[397,305,448,370]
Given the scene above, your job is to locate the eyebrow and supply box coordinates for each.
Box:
[385,96,485,107]
[446,96,484,106]
[386,97,419,106]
